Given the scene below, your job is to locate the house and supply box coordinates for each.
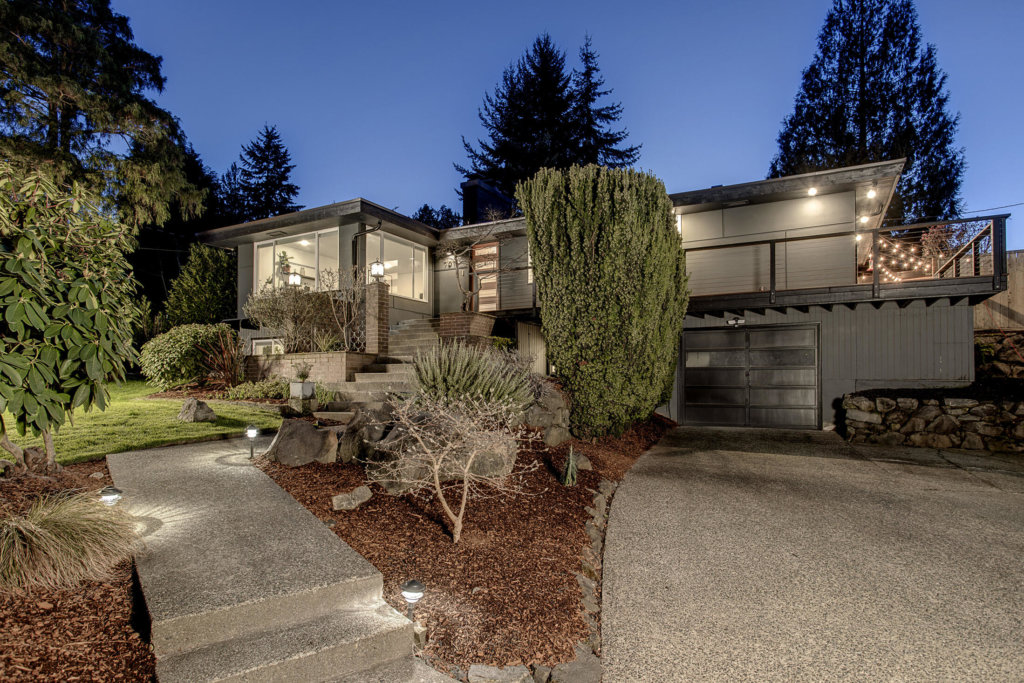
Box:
[197,160,1009,430]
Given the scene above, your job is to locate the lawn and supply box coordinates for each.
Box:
[1,381,282,465]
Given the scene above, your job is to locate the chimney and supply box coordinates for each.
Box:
[460,179,516,225]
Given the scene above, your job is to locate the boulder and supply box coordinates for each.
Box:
[524,403,556,429]
[263,419,338,466]
[331,485,372,511]
[550,644,602,683]
[468,664,532,683]
[912,405,944,422]
[909,432,953,449]
[961,433,986,451]
[874,431,906,446]
[964,421,1003,438]
[875,397,898,413]
[945,397,979,409]
[544,425,572,447]
[843,395,875,412]
[846,409,881,425]
[897,397,919,411]
[336,431,362,463]
[968,403,1000,419]
[576,453,593,471]
[926,415,960,435]
[467,432,518,478]
[177,397,217,423]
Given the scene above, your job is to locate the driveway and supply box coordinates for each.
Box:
[602,428,1024,681]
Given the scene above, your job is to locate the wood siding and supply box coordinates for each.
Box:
[673,299,974,427]
[975,250,1024,330]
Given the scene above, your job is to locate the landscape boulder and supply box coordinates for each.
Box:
[468,664,532,683]
[331,485,372,511]
[262,419,338,466]
[177,397,217,423]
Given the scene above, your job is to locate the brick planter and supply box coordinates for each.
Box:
[843,392,1024,452]
[245,351,376,385]
[439,311,495,343]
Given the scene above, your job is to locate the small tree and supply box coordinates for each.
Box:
[0,163,140,472]
[163,243,237,326]
[369,395,534,544]
[517,165,688,436]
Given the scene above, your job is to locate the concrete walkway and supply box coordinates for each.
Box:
[602,428,1024,681]
[108,438,451,682]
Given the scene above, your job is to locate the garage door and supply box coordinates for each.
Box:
[682,325,819,429]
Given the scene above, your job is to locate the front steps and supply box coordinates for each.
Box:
[107,439,420,682]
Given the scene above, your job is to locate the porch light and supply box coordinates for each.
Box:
[370,259,385,281]
[401,579,425,620]
[246,424,258,459]
[859,216,870,224]
[807,187,817,196]
[867,187,877,199]
[287,272,302,286]
[856,234,863,241]
[99,486,123,506]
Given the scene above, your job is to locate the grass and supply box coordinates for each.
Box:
[0,492,139,591]
[1,381,282,465]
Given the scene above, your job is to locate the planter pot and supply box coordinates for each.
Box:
[290,381,316,399]
[440,311,496,339]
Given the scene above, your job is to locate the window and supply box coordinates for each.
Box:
[253,228,339,290]
[473,243,499,311]
[252,339,284,355]
[365,232,429,301]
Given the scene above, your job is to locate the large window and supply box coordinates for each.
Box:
[253,228,339,290]
[366,232,428,301]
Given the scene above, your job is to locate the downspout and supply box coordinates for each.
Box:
[351,219,383,268]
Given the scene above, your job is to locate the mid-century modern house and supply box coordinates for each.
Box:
[197,159,1009,430]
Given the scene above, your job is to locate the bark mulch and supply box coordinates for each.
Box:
[0,463,156,682]
[146,387,287,405]
[259,415,672,677]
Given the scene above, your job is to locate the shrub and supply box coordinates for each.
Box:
[413,342,534,415]
[517,165,689,436]
[163,243,237,326]
[560,446,578,487]
[315,382,335,406]
[200,327,245,388]
[0,492,139,591]
[225,379,288,401]
[139,324,235,389]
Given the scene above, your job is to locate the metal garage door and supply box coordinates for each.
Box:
[682,325,819,429]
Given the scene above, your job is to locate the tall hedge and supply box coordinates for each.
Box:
[516,165,688,436]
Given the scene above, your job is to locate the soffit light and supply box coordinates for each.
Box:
[807,187,817,196]
[300,240,311,246]
[859,216,870,224]
[866,188,877,199]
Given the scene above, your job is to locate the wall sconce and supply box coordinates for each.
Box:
[370,260,385,282]
[727,317,745,327]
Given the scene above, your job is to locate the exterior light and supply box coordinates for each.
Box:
[856,234,863,241]
[401,579,425,620]
[807,187,817,196]
[246,424,258,459]
[727,317,745,327]
[859,216,870,224]
[99,486,123,506]
[867,188,877,199]
[370,259,385,281]
[300,239,311,246]
[287,272,302,286]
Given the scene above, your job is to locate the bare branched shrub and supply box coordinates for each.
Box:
[369,395,537,543]
[0,493,139,592]
[318,267,367,351]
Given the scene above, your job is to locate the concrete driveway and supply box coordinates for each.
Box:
[602,428,1024,681]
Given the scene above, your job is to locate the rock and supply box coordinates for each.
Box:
[544,425,572,447]
[598,479,616,497]
[331,485,372,511]
[843,395,875,412]
[335,430,362,463]
[591,492,607,519]
[874,431,906,446]
[961,433,986,450]
[89,471,105,479]
[875,397,898,413]
[909,432,953,449]
[576,572,596,596]
[263,419,338,466]
[360,423,387,444]
[550,644,602,683]
[964,421,1003,438]
[576,453,593,471]
[468,664,532,683]
[532,665,553,683]
[923,399,940,406]
[1014,423,1024,440]
[884,409,907,424]
[945,407,968,416]
[846,409,881,424]
[968,404,1000,419]
[926,415,959,435]
[912,405,944,422]
[177,397,217,423]
[524,403,556,429]
[468,432,518,478]
[897,397,919,411]
[945,397,979,408]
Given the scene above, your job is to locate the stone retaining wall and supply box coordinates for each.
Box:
[843,393,1024,452]
[245,351,376,384]
[976,331,1024,378]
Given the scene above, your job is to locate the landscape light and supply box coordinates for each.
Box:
[370,259,385,281]
[246,424,258,459]
[807,187,817,196]
[400,579,425,620]
[99,486,123,506]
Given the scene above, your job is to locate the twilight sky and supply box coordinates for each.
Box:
[115,0,1022,247]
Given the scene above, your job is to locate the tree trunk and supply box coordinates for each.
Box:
[41,429,61,474]
[0,433,27,472]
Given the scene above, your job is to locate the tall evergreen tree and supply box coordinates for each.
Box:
[216,162,248,226]
[412,204,462,230]
[458,34,638,200]
[0,0,202,227]
[237,124,302,221]
[571,36,640,168]
[769,0,964,224]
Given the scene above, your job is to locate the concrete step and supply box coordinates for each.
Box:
[354,370,413,383]
[331,656,458,682]
[313,411,355,423]
[158,602,412,683]
[334,380,414,394]
[389,334,440,344]
[364,362,414,373]
[106,439,406,680]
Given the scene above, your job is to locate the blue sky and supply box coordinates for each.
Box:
[115,0,1022,247]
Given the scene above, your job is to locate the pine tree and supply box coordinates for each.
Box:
[458,34,638,200]
[571,36,640,168]
[412,204,462,230]
[769,0,964,224]
[237,125,302,221]
[217,163,249,226]
[0,0,202,227]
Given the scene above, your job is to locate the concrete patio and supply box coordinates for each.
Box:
[602,427,1024,681]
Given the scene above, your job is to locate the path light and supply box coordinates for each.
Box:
[99,486,123,506]
[400,579,425,620]
[370,259,385,282]
[246,424,258,459]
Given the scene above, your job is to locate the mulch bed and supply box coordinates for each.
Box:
[146,386,286,405]
[0,464,156,682]
[259,415,672,677]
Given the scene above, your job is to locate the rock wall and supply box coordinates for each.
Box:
[843,393,1024,452]
[975,331,1024,378]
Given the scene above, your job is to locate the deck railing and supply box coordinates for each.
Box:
[683,214,1008,302]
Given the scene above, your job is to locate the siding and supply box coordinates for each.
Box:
[975,250,1024,330]
[674,299,974,427]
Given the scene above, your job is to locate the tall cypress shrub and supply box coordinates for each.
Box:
[517,165,688,436]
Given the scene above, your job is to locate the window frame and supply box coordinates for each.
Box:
[365,232,430,302]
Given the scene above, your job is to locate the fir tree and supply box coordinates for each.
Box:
[412,204,462,230]
[0,0,202,227]
[571,36,640,168]
[237,124,302,221]
[769,0,964,223]
[217,163,249,226]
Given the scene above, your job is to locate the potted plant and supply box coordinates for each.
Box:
[290,362,315,399]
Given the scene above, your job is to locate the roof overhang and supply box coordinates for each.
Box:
[197,198,438,247]
[438,216,526,245]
